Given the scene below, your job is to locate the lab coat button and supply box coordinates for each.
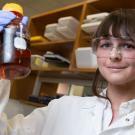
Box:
[125,118,130,122]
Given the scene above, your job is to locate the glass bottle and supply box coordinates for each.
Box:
[0,3,31,79]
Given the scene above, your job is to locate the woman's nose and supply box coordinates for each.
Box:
[109,47,122,61]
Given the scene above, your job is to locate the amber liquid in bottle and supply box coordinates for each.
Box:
[0,11,31,79]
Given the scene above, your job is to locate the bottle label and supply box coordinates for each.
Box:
[14,37,27,50]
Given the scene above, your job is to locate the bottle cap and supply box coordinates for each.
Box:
[2,3,23,15]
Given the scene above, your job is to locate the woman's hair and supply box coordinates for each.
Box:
[92,9,135,98]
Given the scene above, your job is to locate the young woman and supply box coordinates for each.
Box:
[0,9,135,135]
[92,8,135,125]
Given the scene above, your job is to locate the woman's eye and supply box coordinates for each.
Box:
[122,43,135,49]
[99,43,111,48]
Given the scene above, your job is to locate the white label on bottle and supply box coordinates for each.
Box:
[14,37,27,50]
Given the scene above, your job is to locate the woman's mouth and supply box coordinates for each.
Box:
[106,66,127,72]
[108,66,126,69]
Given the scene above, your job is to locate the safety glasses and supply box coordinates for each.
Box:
[92,36,135,59]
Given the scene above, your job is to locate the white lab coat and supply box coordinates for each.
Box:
[0,80,135,135]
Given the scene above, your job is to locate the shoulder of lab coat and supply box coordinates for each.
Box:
[5,95,101,135]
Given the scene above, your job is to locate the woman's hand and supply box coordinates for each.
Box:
[0,10,28,31]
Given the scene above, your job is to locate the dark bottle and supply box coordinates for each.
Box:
[0,3,31,79]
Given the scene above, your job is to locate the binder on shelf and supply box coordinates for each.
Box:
[69,85,84,96]
[44,51,70,67]
[56,83,69,96]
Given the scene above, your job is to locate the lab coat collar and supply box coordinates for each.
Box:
[118,99,135,117]
[100,89,135,132]
[98,88,135,117]
[102,88,135,117]
[80,89,135,133]
[110,111,135,128]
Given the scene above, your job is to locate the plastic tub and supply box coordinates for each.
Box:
[75,47,97,68]
[58,16,79,30]
[57,26,76,40]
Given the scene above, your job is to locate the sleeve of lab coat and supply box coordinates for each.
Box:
[0,79,47,135]
[6,98,59,135]
[5,96,83,135]
[0,81,81,135]
[0,79,59,135]
[7,107,49,135]
[0,79,11,115]
[0,102,53,135]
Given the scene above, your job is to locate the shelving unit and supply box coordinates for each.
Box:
[11,0,134,106]
[31,40,74,58]
[87,0,135,11]
[29,2,85,72]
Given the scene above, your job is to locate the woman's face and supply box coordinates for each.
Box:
[96,36,135,85]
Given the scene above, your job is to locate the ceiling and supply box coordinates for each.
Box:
[0,0,84,17]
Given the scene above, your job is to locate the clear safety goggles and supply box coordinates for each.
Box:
[92,36,135,59]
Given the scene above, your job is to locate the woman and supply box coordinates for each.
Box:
[92,8,135,125]
[0,9,135,135]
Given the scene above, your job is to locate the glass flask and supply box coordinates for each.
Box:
[0,3,31,79]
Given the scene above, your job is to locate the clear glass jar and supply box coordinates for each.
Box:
[0,3,31,80]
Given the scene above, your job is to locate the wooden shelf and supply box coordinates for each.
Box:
[28,0,135,72]
[31,40,74,55]
[31,39,74,46]
[30,2,84,20]
[12,0,131,103]
[70,67,97,73]
[20,100,45,107]
[32,67,69,72]
[29,2,84,37]
[87,0,135,11]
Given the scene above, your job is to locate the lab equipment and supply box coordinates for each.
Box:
[0,3,31,79]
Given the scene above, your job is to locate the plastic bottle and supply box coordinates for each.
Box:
[0,3,31,79]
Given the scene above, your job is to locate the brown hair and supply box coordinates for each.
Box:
[92,9,135,98]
